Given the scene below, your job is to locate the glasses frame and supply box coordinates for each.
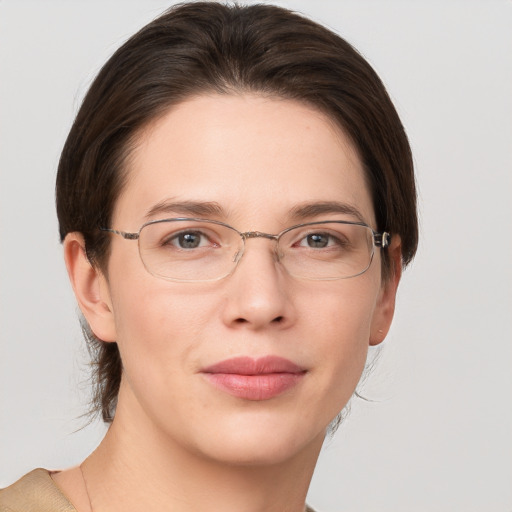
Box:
[101,217,390,282]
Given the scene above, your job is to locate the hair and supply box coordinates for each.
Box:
[56,1,418,423]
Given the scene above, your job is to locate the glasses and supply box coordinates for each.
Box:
[101,218,390,282]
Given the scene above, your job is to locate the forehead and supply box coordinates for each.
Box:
[114,93,375,229]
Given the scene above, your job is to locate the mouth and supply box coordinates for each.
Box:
[201,356,307,401]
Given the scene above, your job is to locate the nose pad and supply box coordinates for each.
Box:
[229,231,247,263]
[274,244,285,263]
[229,246,247,278]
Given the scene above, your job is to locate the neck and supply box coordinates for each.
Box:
[81,384,323,512]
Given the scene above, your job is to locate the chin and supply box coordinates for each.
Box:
[189,412,328,467]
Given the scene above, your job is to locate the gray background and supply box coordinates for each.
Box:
[1,1,511,510]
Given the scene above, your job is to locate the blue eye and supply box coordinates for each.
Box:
[165,231,209,249]
[305,233,329,248]
[177,232,202,249]
[297,232,343,249]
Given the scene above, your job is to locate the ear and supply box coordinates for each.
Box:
[369,235,402,346]
[63,232,117,342]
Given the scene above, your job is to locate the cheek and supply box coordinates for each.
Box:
[112,281,209,367]
[297,282,378,417]
[109,285,205,430]
[108,270,229,406]
[301,279,377,352]
[107,242,209,344]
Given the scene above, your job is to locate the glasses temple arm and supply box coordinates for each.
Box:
[100,227,139,240]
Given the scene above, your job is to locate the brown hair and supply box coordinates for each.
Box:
[56,2,418,422]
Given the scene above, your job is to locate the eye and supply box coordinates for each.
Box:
[297,232,345,249]
[164,230,212,249]
[303,233,330,248]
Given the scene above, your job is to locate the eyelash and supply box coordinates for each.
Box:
[162,230,218,249]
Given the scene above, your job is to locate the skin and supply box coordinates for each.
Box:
[56,93,401,512]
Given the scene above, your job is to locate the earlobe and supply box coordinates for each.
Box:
[63,232,117,342]
[369,235,402,346]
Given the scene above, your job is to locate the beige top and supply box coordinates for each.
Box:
[0,469,318,511]
[0,469,76,512]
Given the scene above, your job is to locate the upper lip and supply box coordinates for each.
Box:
[201,356,305,375]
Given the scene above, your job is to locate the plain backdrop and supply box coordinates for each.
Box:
[1,1,511,510]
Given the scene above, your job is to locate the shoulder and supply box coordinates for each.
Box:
[0,469,76,512]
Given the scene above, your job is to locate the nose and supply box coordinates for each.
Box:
[221,239,296,331]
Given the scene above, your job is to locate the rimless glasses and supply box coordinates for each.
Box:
[101,218,390,282]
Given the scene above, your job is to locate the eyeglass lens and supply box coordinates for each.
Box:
[138,219,375,282]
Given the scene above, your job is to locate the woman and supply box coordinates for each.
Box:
[0,2,417,510]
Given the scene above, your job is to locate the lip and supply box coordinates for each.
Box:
[201,356,306,401]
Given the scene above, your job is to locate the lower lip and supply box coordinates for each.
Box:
[203,372,304,400]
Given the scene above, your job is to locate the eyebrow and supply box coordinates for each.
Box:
[288,201,367,224]
[144,200,225,220]
[144,199,367,224]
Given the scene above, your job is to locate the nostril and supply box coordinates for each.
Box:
[272,316,284,323]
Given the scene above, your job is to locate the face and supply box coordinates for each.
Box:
[81,94,397,466]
